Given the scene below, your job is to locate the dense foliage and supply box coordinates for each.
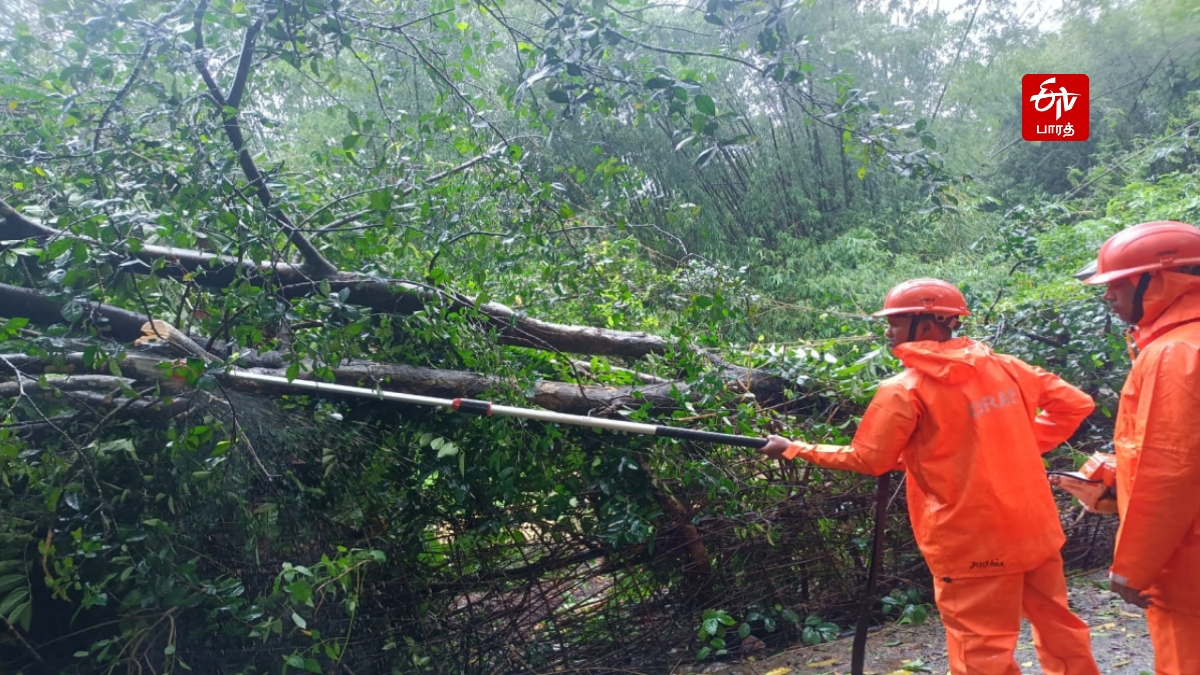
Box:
[1,0,1199,672]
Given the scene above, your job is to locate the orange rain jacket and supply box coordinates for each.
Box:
[782,337,1094,580]
[1111,271,1200,612]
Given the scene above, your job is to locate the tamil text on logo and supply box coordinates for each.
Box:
[1021,73,1089,142]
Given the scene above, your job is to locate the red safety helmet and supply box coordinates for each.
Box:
[1083,220,1200,285]
[872,278,971,318]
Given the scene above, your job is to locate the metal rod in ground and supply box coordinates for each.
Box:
[225,369,767,448]
[852,471,893,675]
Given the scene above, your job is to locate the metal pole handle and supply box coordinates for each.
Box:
[225,370,768,448]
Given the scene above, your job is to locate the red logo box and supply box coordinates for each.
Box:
[1022,74,1089,142]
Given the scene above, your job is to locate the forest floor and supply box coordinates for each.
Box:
[676,571,1155,675]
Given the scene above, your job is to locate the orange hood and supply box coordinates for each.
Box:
[1132,271,1200,349]
[891,337,991,385]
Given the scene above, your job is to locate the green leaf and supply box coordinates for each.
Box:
[0,574,27,593]
[0,587,26,615]
[10,600,30,631]
[3,316,29,334]
[695,146,719,167]
[288,578,314,606]
[0,587,29,620]
[694,94,716,116]
[61,300,84,323]
[291,611,307,629]
[369,189,392,212]
[674,135,697,151]
[644,76,674,89]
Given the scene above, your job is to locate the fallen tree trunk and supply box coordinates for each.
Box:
[1,350,784,417]
[0,281,153,343]
[0,285,791,414]
[1,201,670,358]
[0,372,195,423]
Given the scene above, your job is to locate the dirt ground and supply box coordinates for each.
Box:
[678,571,1155,675]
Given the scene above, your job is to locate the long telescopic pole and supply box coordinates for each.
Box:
[225,369,768,449]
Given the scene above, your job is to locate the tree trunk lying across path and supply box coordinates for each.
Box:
[1,201,670,358]
[0,349,786,417]
[0,257,796,415]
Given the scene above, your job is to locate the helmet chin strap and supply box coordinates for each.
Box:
[905,314,960,343]
[906,315,923,342]
[1130,273,1153,324]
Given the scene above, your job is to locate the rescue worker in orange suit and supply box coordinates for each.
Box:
[1080,220,1200,675]
[759,278,1100,675]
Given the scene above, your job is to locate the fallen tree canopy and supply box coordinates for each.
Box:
[2,0,840,661]
[3,175,836,675]
[0,273,791,416]
[1,201,674,358]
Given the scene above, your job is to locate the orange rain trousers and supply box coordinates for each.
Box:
[932,553,1099,675]
[1145,606,1200,675]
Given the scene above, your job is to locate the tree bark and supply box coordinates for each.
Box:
[190,1,339,279]
[1,349,788,418]
[0,204,673,359]
[0,282,151,342]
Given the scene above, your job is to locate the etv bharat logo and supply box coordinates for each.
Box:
[1022,74,1089,142]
